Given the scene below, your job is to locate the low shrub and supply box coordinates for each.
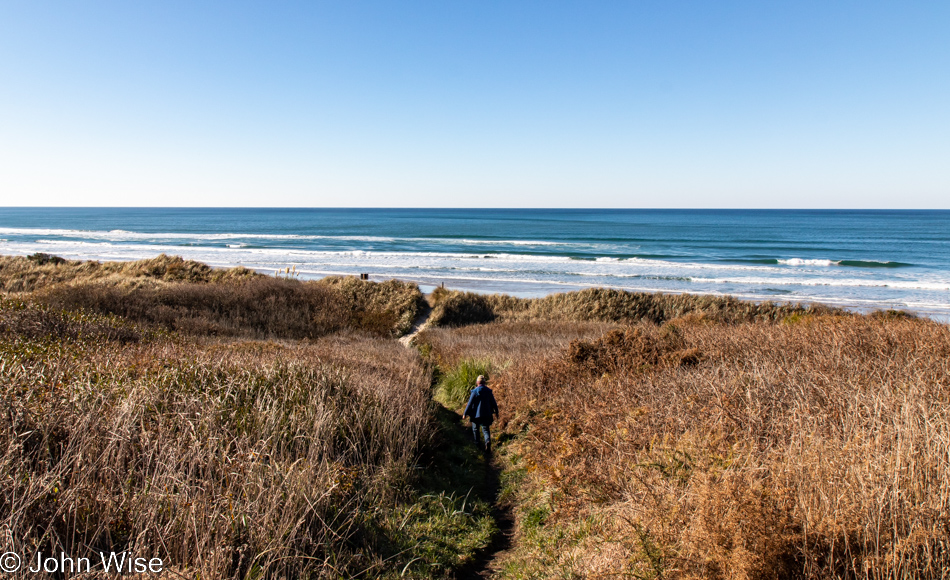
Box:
[26,252,66,265]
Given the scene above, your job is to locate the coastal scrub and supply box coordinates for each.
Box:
[422,314,950,578]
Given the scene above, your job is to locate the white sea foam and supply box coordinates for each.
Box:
[0,227,587,248]
[9,239,949,292]
[0,227,382,241]
[452,238,567,247]
[690,276,950,292]
[2,230,818,273]
[778,258,836,267]
[3,230,948,316]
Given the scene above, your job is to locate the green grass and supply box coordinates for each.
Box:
[353,487,496,578]
[373,405,500,578]
[433,358,494,409]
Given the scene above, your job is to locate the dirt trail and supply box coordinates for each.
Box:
[456,452,516,579]
[398,296,515,578]
[399,299,433,347]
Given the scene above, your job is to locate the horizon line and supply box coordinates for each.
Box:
[3,206,950,212]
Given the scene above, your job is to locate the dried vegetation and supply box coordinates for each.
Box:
[420,313,950,579]
[0,253,257,292]
[1,254,424,338]
[0,255,487,578]
[0,298,493,578]
[5,253,947,579]
[428,286,843,328]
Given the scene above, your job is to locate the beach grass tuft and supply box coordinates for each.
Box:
[434,358,495,410]
[0,253,257,292]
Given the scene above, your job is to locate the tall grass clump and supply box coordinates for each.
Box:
[0,299,493,578]
[434,358,494,409]
[416,320,620,370]
[486,287,843,324]
[0,297,143,343]
[35,276,351,339]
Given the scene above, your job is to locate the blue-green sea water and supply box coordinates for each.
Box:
[1,208,948,319]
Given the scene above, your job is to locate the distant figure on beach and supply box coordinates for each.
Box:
[463,375,499,453]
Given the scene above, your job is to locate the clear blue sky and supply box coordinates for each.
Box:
[1,1,947,208]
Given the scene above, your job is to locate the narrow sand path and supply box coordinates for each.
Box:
[398,299,433,347]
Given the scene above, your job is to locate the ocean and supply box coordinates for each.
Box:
[1,208,948,320]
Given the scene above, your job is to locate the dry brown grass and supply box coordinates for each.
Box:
[0,254,258,292]
[6,254,942,578]
[431,314,949,579]
[0,298,443,578]
[428,288,497,327]
[35,277,352,339]
[417,320,622,370]
[494,287,846,324]
[427,287,845,329]
[1,254,425,338]
[319,275,428,336]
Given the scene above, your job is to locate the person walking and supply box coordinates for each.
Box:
[463,375,499,453]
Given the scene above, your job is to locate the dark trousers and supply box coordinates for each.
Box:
[471,421,491,448]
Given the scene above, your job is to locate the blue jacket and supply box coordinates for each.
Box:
[463,385,499,424]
